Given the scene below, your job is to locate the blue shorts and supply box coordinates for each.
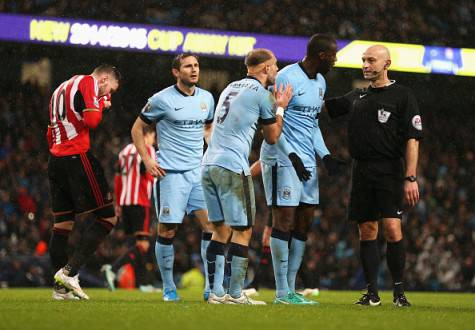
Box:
[201,165,255,227]
[261,163,319,207]
[153,167,206,224]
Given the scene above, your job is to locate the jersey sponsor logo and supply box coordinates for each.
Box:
[293,105,320,113]
[200,102,208,112]
[359,93,367,99]
[412,115,422,130]
[377,108,391,123]
[396,210,403,215]
[297,91,305,96]
[319,88,323,99]
[173,119,206,128]
[174,107,184,111]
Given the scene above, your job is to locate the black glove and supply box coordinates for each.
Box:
[322,154,346,176]
[288,152,311,181]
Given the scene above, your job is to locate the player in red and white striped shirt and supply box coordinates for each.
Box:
[47,64,120,300]
[102,127,156,291]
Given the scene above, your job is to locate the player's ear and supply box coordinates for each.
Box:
[171,68,179,78]
[384,60,391,69]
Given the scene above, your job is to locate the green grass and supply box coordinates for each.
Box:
[0,288,474,330]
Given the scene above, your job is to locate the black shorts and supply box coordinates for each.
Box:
[348,159,404,223]
[120,205,151,235]
[48,152,113,215]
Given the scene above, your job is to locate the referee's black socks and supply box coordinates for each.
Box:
[360,239,380,295]
[386,239,406,295]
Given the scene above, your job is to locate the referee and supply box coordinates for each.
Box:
[325,45,422,307]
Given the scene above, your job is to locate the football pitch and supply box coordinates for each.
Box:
[0,289,474,330]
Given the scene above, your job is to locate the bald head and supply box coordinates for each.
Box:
[362,45,392,85]
[364,45,391,61]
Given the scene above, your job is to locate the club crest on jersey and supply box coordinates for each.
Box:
[200,102,207,112]
[319,88,323,99]
[377,109,391,123]
[412,115,422,130]
[162,207,170,216]
[94,97,99,108]
[282,187,291,200]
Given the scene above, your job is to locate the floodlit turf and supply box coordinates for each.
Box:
[0,288,474,330]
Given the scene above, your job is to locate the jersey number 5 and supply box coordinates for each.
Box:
[216,91,238,124]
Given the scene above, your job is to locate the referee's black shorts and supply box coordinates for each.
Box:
[48,152,113,216]
[348,159,404,223]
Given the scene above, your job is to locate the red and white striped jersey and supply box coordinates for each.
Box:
[115,143,155,207]
[47,75,103,156]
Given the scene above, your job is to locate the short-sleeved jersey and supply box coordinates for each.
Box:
[115,143,155,207]
[261,62,326,167]
[203,76,277,175]
[48,75,102,156]
[326,81,423,160]
[140,85,214,171]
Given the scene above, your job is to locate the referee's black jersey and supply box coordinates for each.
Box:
[325,81,423,160]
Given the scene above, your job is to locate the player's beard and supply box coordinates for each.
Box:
[181,77,197,88]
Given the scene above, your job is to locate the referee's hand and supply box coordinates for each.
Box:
[288,152,311,181]
[404,181,419,206]
[322,155,346,176]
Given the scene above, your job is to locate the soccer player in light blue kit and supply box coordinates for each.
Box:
[260,34,344,304]
[131,54,215,302]
[202,48,293,304]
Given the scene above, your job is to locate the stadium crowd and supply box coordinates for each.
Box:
[1,0,474,47]
[0,0,474,293]
[0,71,473,291]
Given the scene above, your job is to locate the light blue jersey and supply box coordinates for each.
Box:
[140,85,215,171]
[313,120,330,159]
[203,76,276,175]
[261,62,326,167]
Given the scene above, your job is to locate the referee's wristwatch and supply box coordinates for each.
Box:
[404,175,417,182]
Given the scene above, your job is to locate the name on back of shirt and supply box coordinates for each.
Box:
[230,81,259,91]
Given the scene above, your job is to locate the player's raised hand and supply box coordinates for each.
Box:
[274,83,293,109]
[143,157,166,178]
[99,94,112,110]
